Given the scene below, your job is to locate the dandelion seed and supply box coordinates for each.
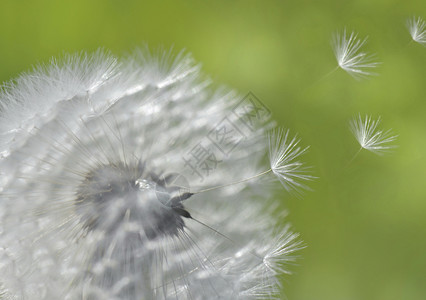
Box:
[332,29,379,79]
[268,128,313,192]
[192,128,313,195]
[407,16,426,46]
[0,49,307,299]
[350,114,397,155]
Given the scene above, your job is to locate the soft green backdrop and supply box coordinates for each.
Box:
[1,1,425,299]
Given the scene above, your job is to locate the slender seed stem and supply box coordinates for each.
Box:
[346,147,363,167]
[193,169,272,194]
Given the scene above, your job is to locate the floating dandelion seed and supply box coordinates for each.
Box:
[407,16,426,46]
[332,29,379,79]
[350,114,397,156]
[0,49,309,299]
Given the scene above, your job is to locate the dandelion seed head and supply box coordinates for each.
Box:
[332,29,379,79]
[0,49,304,299]
[407,16,426,46]
[350,114,398,155]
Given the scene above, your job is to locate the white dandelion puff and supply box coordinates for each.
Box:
[332,29,379,79]
[0,49,307,299]
[268,128,314,192]
[350,114,398,155]
[407,16,426,46]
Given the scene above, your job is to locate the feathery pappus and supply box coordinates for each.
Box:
[407,16,426,46]
[0,48,311,299]
[332,29,380,79]
[350,114,397,155]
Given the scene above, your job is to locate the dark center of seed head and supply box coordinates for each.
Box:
[75,163,192,240]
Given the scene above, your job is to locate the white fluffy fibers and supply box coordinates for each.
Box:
[0,49,306,299]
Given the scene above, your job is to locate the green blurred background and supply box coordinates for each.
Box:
[1,1,425,299]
